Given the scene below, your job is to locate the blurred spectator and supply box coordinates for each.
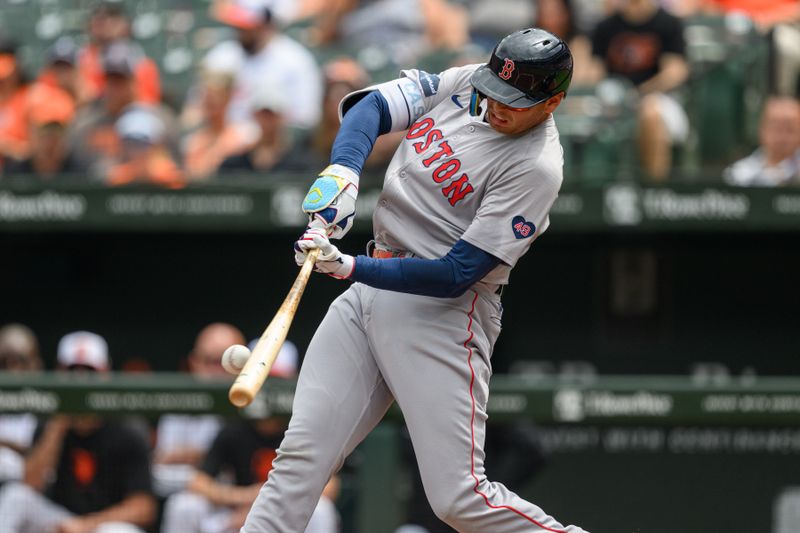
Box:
[182,73,253,180]
[0,331,156,533]
[0,40,31,167]
[106,106,184,187]
[724,95,800,186]
[590,0,690,181]
[0,323,41,373]
[3,90,77,179]
[69,41,177,181]
[36,36,87,107]
[534,0,601,87]
[201,0,322,130]
[702,0,799,30]
[0,324,42,484]
[275,57,401,176]
[772,22,800,97]
[463,0,535,49]
[309,0,468,65]
[219,82,291,173]
[77,1,161,104]
[161,347,340,533]
[152,323,246,496]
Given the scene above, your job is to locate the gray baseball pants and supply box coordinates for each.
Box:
[242,283,588,533]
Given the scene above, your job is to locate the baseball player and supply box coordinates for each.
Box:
[242,28,589,533]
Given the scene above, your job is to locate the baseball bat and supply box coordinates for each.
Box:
[228,248,319,408]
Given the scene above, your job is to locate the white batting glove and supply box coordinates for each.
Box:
[294,227,355,280]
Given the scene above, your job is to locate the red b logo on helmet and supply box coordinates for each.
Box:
[499,58,515,80]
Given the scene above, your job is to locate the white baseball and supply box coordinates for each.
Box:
[222,344,251,374]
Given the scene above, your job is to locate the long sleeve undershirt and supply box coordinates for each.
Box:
[329,91,502,297]
[352,240,501,298]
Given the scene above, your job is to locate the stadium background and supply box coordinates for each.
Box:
[2,0,800,532]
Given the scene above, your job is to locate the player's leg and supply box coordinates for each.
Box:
[0,482,73,533]
[369,289,588,533]
[242,284,394,532]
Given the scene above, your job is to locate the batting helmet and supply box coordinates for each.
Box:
[470,28,573,110]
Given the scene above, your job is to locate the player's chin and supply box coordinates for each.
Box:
[487,111,513,133]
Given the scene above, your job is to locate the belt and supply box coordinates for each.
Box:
[367,240,414,259]
[372,249,407,259]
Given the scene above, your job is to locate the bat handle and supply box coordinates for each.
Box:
[304,248,320,267]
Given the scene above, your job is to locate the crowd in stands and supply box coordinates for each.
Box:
[0,322,339,533]
[0,0,797,186]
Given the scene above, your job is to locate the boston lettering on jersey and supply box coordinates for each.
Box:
[405,117,475,207]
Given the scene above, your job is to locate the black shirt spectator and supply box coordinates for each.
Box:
[36,420,152,516]
[201,420,284,486]
[591,7,685,87]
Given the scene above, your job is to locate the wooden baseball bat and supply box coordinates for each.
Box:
[228,249,319,408]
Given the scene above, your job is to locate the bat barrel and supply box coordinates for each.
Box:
[228,249,318,407]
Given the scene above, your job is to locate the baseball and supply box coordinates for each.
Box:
[222,344,251,375]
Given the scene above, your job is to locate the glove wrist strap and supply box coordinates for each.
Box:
[322,164,359,188]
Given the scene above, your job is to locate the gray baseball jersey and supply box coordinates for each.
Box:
[242,65,589,533]
[372,64,563,289]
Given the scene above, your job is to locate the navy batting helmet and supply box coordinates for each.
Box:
[470,28,573,109]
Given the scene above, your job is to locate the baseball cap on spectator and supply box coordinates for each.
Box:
[116,106,166,144]
[47,36,78,66]
[212,0,273,29]
[57,331,109,371]
[102,41,138,77]
[247,338,298,378]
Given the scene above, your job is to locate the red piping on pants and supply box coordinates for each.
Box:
[465,291,567,533]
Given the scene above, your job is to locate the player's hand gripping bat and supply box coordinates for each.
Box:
[228,249,319,407]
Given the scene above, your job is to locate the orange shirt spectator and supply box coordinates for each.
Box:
[4,87,77,179]
[76,2,161,104]
[0,47,30,164]
[107,107,184,188]
[36,36,91,108]
[78,44,160,104]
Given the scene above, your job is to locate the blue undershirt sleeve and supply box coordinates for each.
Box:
[350,240,502,298]
[330,91,392,175]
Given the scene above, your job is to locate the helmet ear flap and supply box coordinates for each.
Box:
[469,88,483,117]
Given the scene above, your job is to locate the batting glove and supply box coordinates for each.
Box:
[294,227,355,280]
[301,164,359,240]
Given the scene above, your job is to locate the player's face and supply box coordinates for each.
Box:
[486,94,564,135]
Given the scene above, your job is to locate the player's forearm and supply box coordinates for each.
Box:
[79,493,156,528]
[330,91,392,174]
[24,418,69,491]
